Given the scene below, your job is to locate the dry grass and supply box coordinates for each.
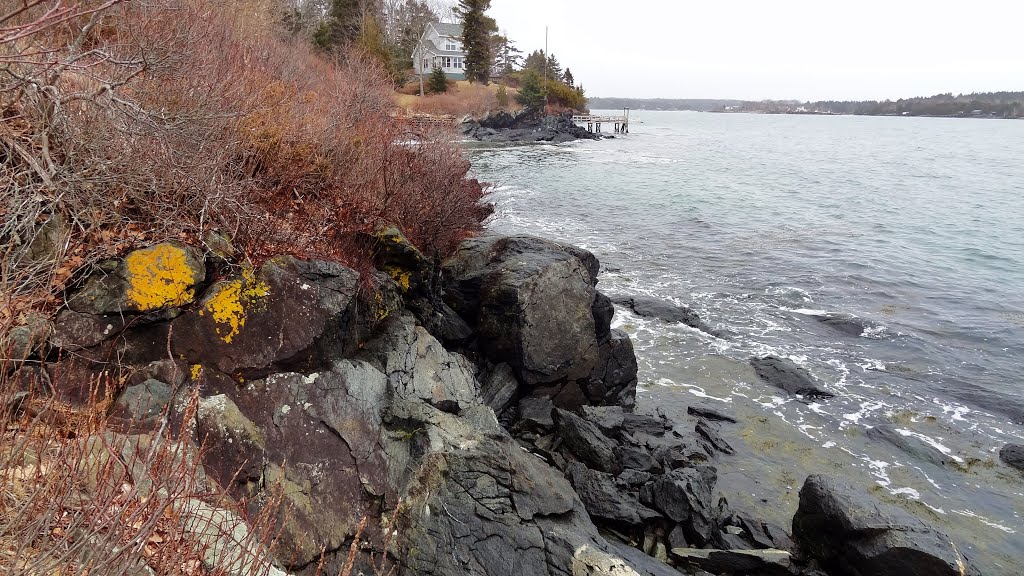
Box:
[396,80,520,116]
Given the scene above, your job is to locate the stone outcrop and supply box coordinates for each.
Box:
[460,110,601,143]
[21,232,983,576]
[792,475,979,576]
[750,356,834,399]
[1000,443,1024,472]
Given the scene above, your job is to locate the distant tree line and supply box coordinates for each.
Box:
[720,92,1024,119]
[587,97,745,111]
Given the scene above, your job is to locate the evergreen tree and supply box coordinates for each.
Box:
[515,70,544,109]
[315,0,363,49]
[564,67,574,87]
[456,0,493,84]
[428,67,449,93]
[491,34,522,75]
[496,83,509,107]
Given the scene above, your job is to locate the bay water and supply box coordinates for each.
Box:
[466,112,1024,571]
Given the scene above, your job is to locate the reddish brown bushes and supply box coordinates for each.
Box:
[1,0,489,321]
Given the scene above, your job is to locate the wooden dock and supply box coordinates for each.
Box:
[572,108,630,133]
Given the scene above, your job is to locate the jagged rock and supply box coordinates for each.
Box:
[5,313,52,360]
[687,404,738,424]
[567,463,660,526]
[1000,443,1024,472]
[866,424,949,467]
[586,329,639,407]
[172,257,359,376]
[616,469,652,489]
[615,444,661,473]
[667,524,688,550]
[443,236,600,387]
[641,466,718,546]
[515,396,555,433]
[670,548,792,575]
[606,541,684,576]
[582,405,625,436]
[554,408,620,474]
[479,362,519,416]
[621,412,670,437]
[69,242,205,315]
[695,419,735,455]
[750,356,834,399]
[814,313,877,337]
[592,291,614,339]
[612,295,721,337]
[792,474,979,576]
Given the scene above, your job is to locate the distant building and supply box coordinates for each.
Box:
[412,22,466,81]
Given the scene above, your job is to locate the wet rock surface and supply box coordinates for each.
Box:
[792,475,980,576]
[865,424,949,467]
[999,443,1024,472]
[750,355,834,399]
[460,110,601,143]
[612,295,722,337]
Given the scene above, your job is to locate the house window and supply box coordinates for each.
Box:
[443,56,453,68]
[422,58,430,70]
[445,39,458,51]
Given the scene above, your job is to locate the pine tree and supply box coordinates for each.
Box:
[428,67,449,93]
[456,0,493,84]
[564,68,574,87]
[496,84,509,107]
[515,70,544,109]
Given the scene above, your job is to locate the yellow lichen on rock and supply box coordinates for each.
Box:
[199,268,270,344]
[124,244,202,311]
[383,265,412,292]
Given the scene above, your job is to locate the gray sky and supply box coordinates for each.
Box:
[486,0,1023,101]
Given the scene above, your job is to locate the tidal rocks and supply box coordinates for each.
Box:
[460,111,600,143]
[612,295,720,337]
[687,404,738,424]
[554,408,621,474]
[866,424,949,467]
[641,466,718,546]
[568,463,660,526]
[750,356,834,399]
[670,548,792,575]
[999,443,1024,472]
[792,475,979,576]
[814,313,876,337]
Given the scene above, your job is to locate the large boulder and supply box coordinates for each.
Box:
[172,258,359,376]
[612,295,720,337]
[443,236,600,387]
[641,466,718,546]
[792,475,979,576]
[69,242,205,315]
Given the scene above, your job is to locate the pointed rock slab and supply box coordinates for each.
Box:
[670,548,792,575]
[443,236,600,386]
[69,242,205,315]
[567,463,660,526]
[172,257,359,375]
[554,408,621,474]
[750,355,834,399]
[642,465,718,546]
[792,474,980,576]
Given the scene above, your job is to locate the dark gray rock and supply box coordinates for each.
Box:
[443,236,600,387]
[695,419,735,455]
[999,443,1024,472]
[750,355,834,399]
[592,291,614,340]
[479,362,519,416]
[612,295,721,337]
[586,328,639,407]
[516,397,555,432]
[621,412,670,437]
[667,524,688,550]
[615,469,652,489]
[554,408,620,474]
[172,257,359,376]
[687,404,738,423]
[581,405,625,437]
[792,474,979,576]
[670,548,792,575]
[615,444,661,473]
[115,379,173,423]
[567,463,660,526]
[642,466,718,546]
[605,540,683,576]
[866,424,949,467]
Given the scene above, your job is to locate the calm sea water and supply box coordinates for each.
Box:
[466,112,1024,570]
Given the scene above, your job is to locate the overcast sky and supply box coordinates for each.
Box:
[485,0,1023,101]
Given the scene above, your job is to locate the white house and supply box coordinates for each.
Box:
[412,22,467,81]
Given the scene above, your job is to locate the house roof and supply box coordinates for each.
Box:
[431,22,463,38]
[420,38,464,57]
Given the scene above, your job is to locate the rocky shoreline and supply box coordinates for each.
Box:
[459,109,603,144]
[6,231,989,575]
